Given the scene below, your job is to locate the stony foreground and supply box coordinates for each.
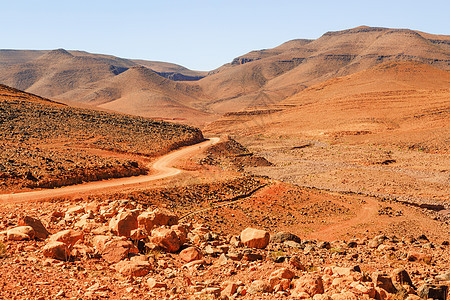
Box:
[0,197,448,299]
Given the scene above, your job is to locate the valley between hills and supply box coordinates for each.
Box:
[0,26,449,299]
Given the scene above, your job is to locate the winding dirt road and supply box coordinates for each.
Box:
[0,137,220,204]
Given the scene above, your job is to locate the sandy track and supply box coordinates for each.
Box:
[0,138,220,204]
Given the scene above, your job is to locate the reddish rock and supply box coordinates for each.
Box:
[7,226,35,241]
[292,274,324,297]
[102,238,138,264]
[18,216,50,240]
[270,268,295,280]
[42,241,70,261]
[247,280,272,294]
[221,282,238,298]
[109,211,138,237]
[65,205,85,215]
[391,268,414,287]
[114,260,151,277]
[147,278,167,289]
[150,227,182,252]
[179,247,203,262]
[290,255,306,270]
[406,251,432,264]
[71,243,94,257]
[138,208,178,233]
[171,224,188,245]
[92,235,112,252]
[373,272,397,294]
[49,229,83,246]
[240,227,270,249]
[130,228,147,240]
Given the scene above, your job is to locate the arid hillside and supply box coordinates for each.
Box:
[56,66,215,125]
[209,61,450,150]
[0,84,203,191]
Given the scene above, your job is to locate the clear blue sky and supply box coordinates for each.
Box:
[2,0,449,71]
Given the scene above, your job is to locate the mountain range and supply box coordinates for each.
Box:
[0,26,449,126]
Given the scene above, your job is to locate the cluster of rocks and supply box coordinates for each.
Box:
[1,199,448,299]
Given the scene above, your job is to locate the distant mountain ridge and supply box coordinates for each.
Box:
[0,26,449,125]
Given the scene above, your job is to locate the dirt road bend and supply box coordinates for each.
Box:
[0,137,220,203]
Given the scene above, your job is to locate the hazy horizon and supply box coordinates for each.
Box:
[2,0,449,71]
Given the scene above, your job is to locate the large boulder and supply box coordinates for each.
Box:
[240,227,270,249]
[49,229,83,246]
[109,211,138,237]
[7,226,35,241]
[42,241,70,261]
[18,216,50,240]
[150,227,182,252]
[138,208,178,233]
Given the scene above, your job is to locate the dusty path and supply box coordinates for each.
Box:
[0,138,220,204]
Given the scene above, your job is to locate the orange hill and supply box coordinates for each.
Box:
[208,61,450,151]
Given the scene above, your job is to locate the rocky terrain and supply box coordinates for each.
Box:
[0,185,448,299]
[0,84,203,191]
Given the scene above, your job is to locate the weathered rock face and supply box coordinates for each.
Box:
[49,229,83,246]
[18,216,50,240]
[179,247,202,263]
[240,227,270,249]
[109,211,138,237]
[7,226,35,241]
[137,208,178,233]
[114,260,151,277]
[150,227,182,253]
[42,241,69,261]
